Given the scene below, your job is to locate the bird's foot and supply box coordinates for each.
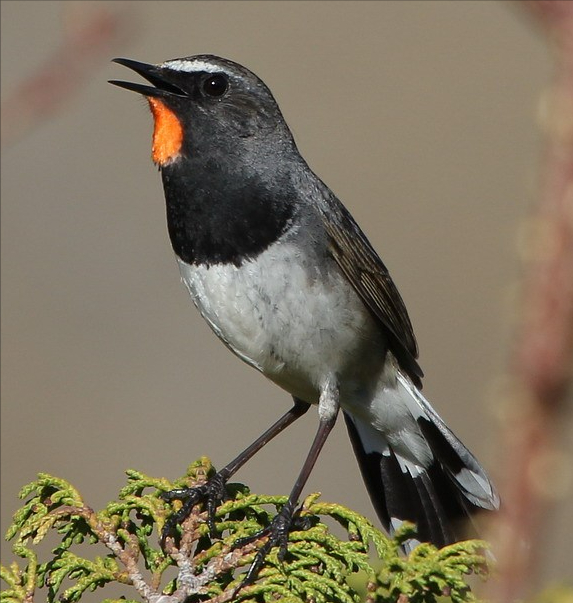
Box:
[160,471,227,547]
[232,501,312,593]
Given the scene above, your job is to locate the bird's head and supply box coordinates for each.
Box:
[110,54,293,168]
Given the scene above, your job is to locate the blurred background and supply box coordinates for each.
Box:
[2,0,571,595]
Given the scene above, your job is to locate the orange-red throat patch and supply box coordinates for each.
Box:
[147,97,183,166]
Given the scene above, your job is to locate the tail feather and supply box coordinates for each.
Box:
[343,379,499,549]
[396,372,499,511]
[411,465,458,545]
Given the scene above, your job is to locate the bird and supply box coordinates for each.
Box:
[110,54,499,579]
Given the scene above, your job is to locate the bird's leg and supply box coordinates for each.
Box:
[235,380,340,591]
[160,398,311,546]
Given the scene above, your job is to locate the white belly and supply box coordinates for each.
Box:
[176,240,384,403]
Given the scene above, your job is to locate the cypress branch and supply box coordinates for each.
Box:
[1,457,493,603]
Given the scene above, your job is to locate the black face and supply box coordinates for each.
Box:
[110,55,290,144]
[110,55,301,267]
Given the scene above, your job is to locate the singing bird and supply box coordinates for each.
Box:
[110,54,499,579]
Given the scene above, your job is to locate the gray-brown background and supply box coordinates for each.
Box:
[2,0,571,593]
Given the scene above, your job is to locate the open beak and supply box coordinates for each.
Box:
[109,58,187,98]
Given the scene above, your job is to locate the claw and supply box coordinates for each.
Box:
[160,473,228,547]
[233,501,298,592]
[160,487,195,501]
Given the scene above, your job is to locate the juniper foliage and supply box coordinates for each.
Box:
[1,457,492,603]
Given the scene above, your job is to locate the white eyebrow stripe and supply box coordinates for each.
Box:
[162,59,225,74]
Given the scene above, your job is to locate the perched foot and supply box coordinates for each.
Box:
[233,501,312,593]
[160,471,228,547]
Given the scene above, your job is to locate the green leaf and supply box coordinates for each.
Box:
[2,460,494,603]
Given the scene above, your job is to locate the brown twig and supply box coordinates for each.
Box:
[487,2,573,600]
[1,1,137,148]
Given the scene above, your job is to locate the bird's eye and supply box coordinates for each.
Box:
[202,74,229,98]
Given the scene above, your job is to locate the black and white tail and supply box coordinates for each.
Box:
[344,372,499,549]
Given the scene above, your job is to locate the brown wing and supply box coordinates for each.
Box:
[319,200,423,385]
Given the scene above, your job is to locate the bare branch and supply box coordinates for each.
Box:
[1,1,138,148]
[487,2,573,600]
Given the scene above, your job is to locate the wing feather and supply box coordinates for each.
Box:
[318,197,423,384]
